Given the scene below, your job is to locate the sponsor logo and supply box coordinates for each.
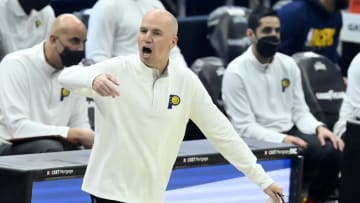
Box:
[264,148,298,156]
[313,61,327,71]
[182,156,209,163]
[315,90,345,100]
[46,169,74,176]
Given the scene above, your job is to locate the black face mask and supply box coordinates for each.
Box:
[335,0,349,10]
[57,39,85,67]
[256,36,280,58]
[25,0,51,11]
[59,47,85,67]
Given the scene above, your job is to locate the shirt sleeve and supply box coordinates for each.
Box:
[58,57,122,98]
[290,64,322,134]
[67,96,91,129]
[333,96,353,137]
[86,0,118,62]
[0,57,69,139]
[189,73,274,190]
[346,53,360,118]
[222,70,287,143]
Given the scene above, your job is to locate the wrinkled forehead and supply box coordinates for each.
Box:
[140,12,177,35]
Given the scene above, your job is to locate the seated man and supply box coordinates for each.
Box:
[0,14,94,156]
[0,0,55,60]
[222,7,344,203]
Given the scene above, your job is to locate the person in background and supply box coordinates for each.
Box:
[0,0,55,60]
[277,0,349,75]
[0,14,94,156]
[222,6,344,203]
[337,52,360,203]
[85,0,188,67]
[58,9,283,203]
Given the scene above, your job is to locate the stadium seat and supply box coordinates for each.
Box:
[207,6,251,65]
[293,52,346,130]
[191,56,226,113]
[184,56,225,141]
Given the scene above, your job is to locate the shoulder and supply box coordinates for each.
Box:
[0,50,31,77]
[41,5,55,16]
[225,52,250,76]
[276,52,297,63]
[274,53,301,75]
[93,0,123,10]
[278,0,308,16]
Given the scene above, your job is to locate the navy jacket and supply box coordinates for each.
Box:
[277,0,343,64]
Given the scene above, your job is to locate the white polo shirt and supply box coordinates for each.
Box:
[59,54,274,203]
[0,0,55,60]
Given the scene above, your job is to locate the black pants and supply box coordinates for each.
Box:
[91,195,125,203]
[339,121,360,203]
[284,127,341,201]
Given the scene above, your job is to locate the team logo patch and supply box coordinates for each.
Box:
[35,20,42,28]
[281,78,290,92]
[60,88,70,101]
[168,94,180,109]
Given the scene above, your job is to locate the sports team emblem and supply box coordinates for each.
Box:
[168,94,180,109]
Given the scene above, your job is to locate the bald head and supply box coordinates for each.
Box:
[51,14,86,36]
[143,9,178,36]
[138,9,179,72]
[45,14,87,69]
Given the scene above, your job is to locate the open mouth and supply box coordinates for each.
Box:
[143,47,152,54]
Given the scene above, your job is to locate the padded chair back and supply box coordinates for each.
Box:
[183,56,225,141]
[293,52,346,129]
[191,56,226,113]
[207,6,251,65]
[177,15,216,66]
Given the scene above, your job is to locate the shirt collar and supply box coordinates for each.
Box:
[135,56,170,81]
[37,41,60,76]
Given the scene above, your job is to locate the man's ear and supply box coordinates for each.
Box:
[49,34,57,44]
[246,28,256,44]
[170,35,178,49]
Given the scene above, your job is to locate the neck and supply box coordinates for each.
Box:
[252,46,273,64]
[145,60,169,75]
[43,41,63,70]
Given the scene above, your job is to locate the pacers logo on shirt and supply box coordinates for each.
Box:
[60,88,70,101]
[35,19,42,28]
[281,78,290,92]
[168,94,180,109]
